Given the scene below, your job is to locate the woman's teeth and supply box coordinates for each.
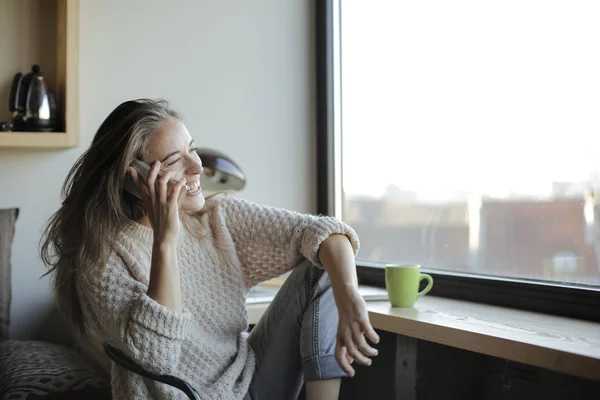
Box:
[185,179,200,193]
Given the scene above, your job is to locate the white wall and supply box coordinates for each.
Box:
[0,0,316,341]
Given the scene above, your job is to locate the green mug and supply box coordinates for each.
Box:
[385,264,434,307]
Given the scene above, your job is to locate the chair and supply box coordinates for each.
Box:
[103,344,201,400]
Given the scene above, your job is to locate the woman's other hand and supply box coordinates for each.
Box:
[129,160,186,245]
[333,287,379,377]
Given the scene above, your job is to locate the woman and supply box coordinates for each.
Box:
[41,99,379,400]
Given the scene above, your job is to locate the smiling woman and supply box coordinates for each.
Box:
[40,98,378,400]
[130,118,206,226]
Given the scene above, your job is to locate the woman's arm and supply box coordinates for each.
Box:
[318,234,380,377]
[130,162,186,312]
[147,241,182,312]
[217,196,360,288]
[317,234,359,291]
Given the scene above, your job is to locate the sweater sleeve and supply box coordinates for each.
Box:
[78,252,190,376]
[218,195,360,288]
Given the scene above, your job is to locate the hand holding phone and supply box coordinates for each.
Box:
[124,159,183,198]
[127,159,187,244]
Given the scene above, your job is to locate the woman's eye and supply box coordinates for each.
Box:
[189,147,196,154]
[167,158,181,167]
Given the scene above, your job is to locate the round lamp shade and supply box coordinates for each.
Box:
[196,148,246,192]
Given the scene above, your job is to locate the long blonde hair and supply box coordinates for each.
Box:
[40,99,182,336]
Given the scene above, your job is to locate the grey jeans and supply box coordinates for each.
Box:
[245,259,346,399]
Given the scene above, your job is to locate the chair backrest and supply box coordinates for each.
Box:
[103,343,201,400]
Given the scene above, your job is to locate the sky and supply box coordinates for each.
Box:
[340,0,600,200]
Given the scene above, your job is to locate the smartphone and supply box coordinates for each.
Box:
[123,159,181,199]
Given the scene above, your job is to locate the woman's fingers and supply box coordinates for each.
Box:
[158,171,176,204]
[171,179,187,208]
[335,343,355,377]
[345,351,354,365]
[361,320,380,345]
[344,329,371,366]
[352,321,378,357]
[336,321,379,377]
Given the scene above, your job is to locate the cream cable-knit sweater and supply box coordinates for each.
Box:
[75,195,359,400]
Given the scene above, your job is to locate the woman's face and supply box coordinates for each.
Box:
[143,118,205,212]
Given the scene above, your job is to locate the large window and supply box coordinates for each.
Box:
[317,0,600,318]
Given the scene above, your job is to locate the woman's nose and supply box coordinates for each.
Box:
[187,158,203,175]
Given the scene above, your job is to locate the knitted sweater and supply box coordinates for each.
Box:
[76,195,359,400]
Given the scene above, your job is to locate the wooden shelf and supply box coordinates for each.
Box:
[0,131,76,149]
[246,292,600,382]
[0,0,79,149]
[367,297,600,382]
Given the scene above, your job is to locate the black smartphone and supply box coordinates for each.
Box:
[123,159,181,199]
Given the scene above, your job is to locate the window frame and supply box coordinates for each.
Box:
[315,0,600,323]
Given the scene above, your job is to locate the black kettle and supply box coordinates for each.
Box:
[9,65,58,132]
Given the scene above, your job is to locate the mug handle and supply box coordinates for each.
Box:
[416,273,434,299]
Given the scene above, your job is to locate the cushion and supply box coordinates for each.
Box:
[0,340,111,399]
[0,208,18,341]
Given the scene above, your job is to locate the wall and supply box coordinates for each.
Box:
[0,0,316,340]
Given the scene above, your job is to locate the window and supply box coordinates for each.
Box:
[316,0,600,320]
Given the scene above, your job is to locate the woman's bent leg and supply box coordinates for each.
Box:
[247,258,346,399]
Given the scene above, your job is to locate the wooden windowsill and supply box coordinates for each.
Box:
[246,293,600,382]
